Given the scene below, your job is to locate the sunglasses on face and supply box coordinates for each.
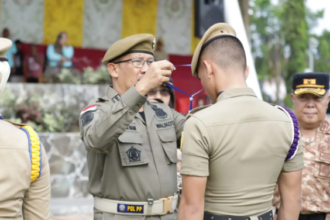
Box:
[148,88,171,96]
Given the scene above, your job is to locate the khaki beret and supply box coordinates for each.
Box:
[191,23,237,77]
[102,34,156,63]
[0,38,12,59]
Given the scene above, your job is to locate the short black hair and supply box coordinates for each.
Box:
[15,39,22,45]
[199,36,247,72]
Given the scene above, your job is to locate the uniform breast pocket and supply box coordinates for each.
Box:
[315,153,330,179]
[118,132,149,167]
[157,128,178,164]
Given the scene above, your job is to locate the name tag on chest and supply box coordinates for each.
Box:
[156,120,174,129]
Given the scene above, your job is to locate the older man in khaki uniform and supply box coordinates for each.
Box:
[178,23,304,220]
[79,34,185,220]
[273,72,330,220]
[0,38,50,219]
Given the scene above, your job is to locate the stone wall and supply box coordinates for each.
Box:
[0,83,109,132]
[40,132,93,215]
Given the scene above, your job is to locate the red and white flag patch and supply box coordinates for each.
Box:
[80,104,98,116]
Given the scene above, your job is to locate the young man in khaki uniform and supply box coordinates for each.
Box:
[273,72,330,220]
[178,23,304,220]
[0,38,50,219]
[79,34,185,220]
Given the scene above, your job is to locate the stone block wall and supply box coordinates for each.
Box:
[39,133,93,215]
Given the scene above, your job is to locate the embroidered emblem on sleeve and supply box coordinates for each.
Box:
[80,104,98,116]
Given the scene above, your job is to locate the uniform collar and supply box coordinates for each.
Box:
[216,87,257,103]
[106,86,119,98]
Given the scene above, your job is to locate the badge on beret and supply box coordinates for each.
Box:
[152,38,156,51]
[292,72,330,97]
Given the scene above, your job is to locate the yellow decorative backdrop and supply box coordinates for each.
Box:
[43,0,84,47]
[121,0,158,38]
[190,2,201,54]
[1,0,200,55]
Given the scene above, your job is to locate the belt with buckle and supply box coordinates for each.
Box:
[94,194,178,216]
[204,210,273,220]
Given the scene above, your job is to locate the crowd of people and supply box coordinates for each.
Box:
[0,22,329,220]
[2,28,74,83]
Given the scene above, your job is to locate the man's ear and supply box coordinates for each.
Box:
[326,92,330,105]
[245,65,250,79]
[290,93,295,103]
[203,60,213,79]
[107,63,119,78]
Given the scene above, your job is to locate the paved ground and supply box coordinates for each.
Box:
[50,198,93,220]
[51,214,93,220]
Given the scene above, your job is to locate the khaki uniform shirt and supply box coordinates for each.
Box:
[80,86,185,220]
[0,120,50,220]
[180,87,304,216]
[273,117,330,218]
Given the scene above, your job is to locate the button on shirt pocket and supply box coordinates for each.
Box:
[157,128,178,164]
[118,132,149,167]
[316,153,330,179]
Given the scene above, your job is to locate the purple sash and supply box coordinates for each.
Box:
[275,105,300,161]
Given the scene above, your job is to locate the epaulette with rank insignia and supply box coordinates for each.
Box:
[185,105,210,120]
[319,117,330,134]
[274,105,300,161]
[5,120,42,183]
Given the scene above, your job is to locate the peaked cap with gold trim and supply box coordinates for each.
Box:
[191,23,238,77]
[292,72,330,97]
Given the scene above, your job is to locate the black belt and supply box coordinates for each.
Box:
[299,213,326,220]
[204,210,273,220]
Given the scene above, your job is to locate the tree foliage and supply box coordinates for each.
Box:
[314,31,330,73]
[282,0,308,89]
[250,0,325,96]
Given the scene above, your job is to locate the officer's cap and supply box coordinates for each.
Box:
[0,38,12,59]
[102,34,156,64]
[292,72,330,97]
[191,23,238,77]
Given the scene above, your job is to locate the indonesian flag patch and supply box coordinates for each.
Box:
[80,104,98,116]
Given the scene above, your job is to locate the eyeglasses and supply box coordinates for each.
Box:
[148,88,170,96]
[113,58,154,68]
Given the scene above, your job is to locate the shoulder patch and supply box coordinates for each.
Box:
[275,105,300,161]
[319,118,330,134]
[150,103,168,119]
[20,125,42,183]
[81,111,94,127]
[80,104,99,116]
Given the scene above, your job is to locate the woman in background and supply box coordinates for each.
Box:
[24,44,44,83]
[45,32,74,74]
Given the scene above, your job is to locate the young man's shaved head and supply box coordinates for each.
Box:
[199,36,247,73]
